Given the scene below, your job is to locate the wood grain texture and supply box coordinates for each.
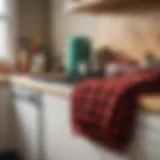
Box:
[140,95,160,113]
[66,0,160,13]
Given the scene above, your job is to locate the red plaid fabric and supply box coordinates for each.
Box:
[72,69,160,153]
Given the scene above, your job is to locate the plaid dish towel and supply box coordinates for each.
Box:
[72,69,160,153]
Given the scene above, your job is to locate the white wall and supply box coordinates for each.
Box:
[50,0,98,55]
[17,0,50,43]
[50,1,160,63]
[18,0,98,54]
[96,11,160,62]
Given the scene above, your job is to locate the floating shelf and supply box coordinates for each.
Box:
[65,0,160,13]
[65,0,102,12]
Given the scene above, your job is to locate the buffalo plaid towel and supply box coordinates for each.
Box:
[72,69,160,153]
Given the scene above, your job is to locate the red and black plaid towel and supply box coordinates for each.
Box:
[72,69,160,153]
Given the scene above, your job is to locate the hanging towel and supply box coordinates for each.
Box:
[72,69,160,153]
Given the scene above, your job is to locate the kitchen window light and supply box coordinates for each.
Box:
[0,0,12,61]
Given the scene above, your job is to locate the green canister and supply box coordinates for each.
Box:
[66,36,91,74]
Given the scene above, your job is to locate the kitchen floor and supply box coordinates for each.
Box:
[0,152,21,160]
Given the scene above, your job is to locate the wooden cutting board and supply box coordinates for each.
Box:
[140,95,160,113]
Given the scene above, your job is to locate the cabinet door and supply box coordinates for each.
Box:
[130,129,160,160]
[13,87,39,160]
[43,94,102,160]
[129,112,160,160]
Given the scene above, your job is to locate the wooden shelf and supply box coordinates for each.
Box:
[140,95,160,113]
[65,0,102,12]
[65,0,160,13]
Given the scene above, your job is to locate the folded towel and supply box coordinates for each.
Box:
[72,69,160,153]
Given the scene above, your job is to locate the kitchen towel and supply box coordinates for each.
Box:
[72,68,160,153]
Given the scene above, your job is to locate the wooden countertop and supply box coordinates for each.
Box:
[10,75,160,113]
[10,75,72,97]
[140,95,160,113]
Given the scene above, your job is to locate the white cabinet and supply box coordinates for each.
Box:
[43,93,160,160]
[12,85,160,160]
[43,93,129,160]
[43,94,103,160]
[12,86,39,160]
[130,112,160,160]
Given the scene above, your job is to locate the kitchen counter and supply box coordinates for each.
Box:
[10,75,72,97]
[10,75,160,113]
